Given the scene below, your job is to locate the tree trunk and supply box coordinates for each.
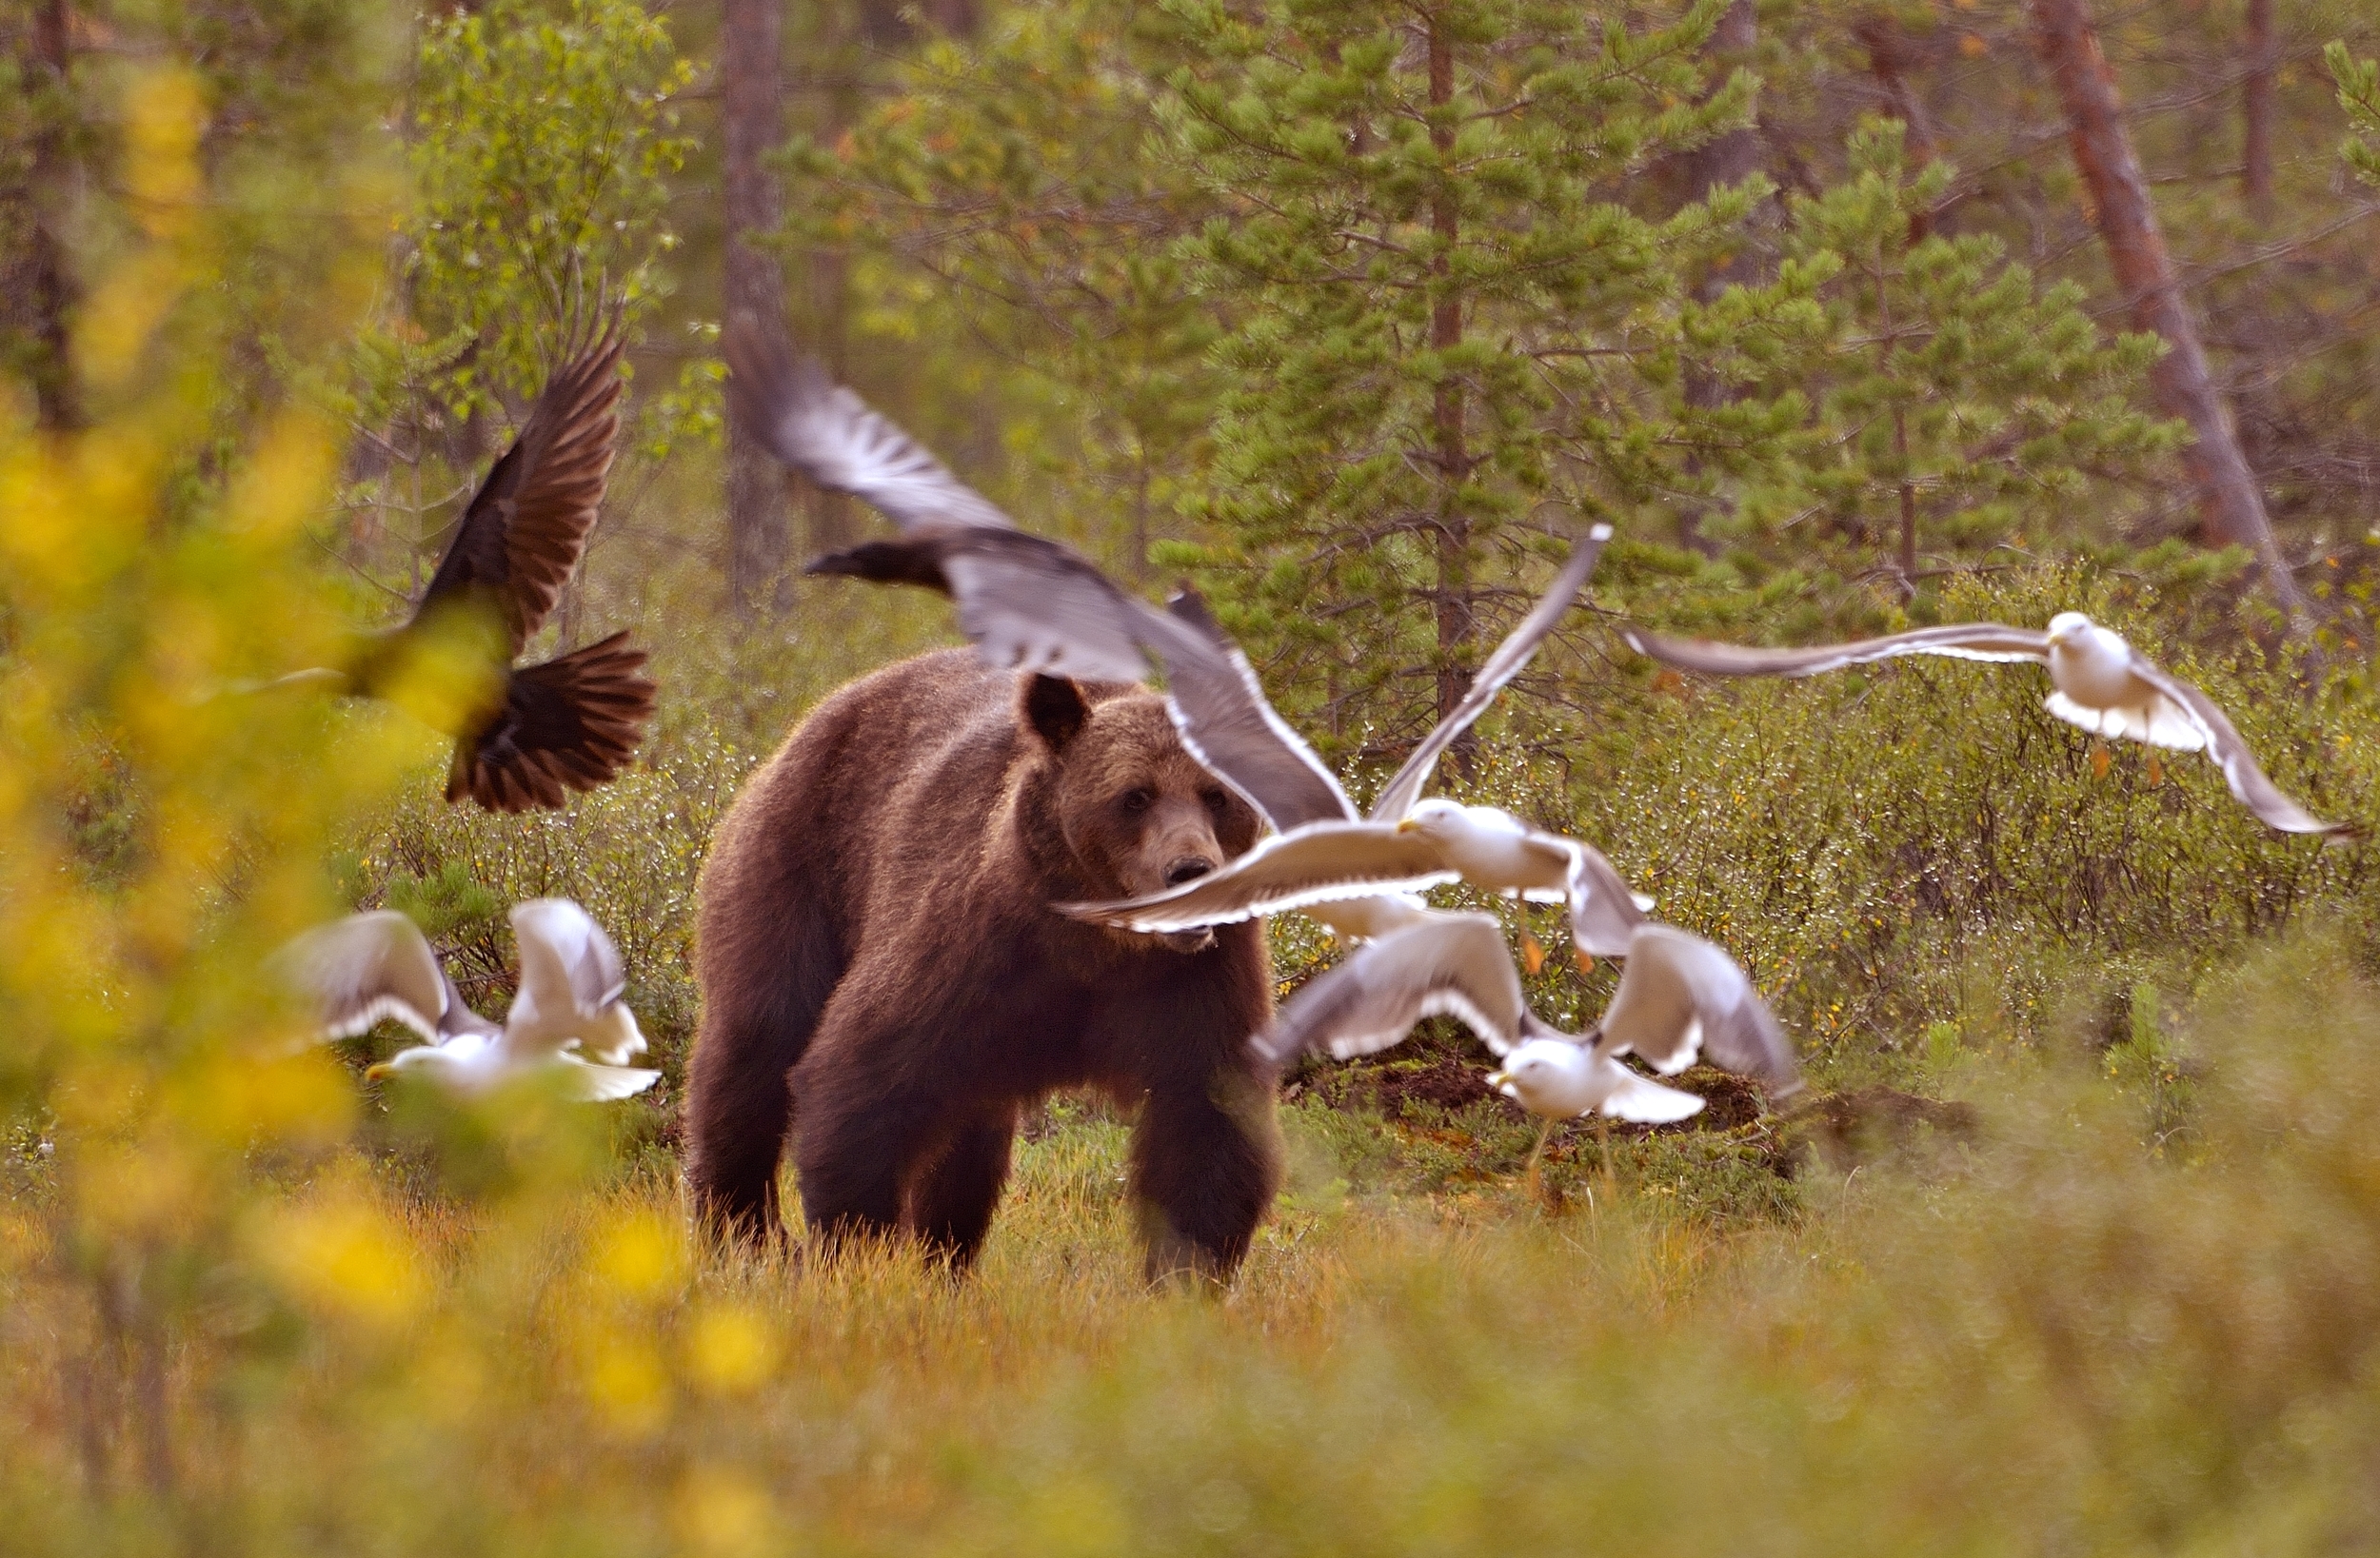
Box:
[1676,0,1761,555]
[722,0,791,617]
[24,0,80,432]
[2029,0,2305,614]
[794,36,856,560]
[1426,9,1473,734]
[2242,0,2275,220]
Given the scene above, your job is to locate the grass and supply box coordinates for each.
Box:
[9,923,2380,1553]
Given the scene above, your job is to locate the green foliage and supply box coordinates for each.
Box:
[380,858,501,941]
[404,0,695,413]
[1157,0,1757,749]
[1716,122,2185,586]
[2329,40,2380,190]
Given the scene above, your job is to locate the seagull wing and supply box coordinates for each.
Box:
[271,910,451,1044]
[1145,589,1355,832]
[724,317,1017,536]
[1056,822,1458,933]
[1621,622,2049,679]
[941,539,1157,683]
[510,897,625,1020]
[548,1056,663,1102]
[1561,838,1653,959]
[1255,913,1526,1064]
[805,530,1156,685]
[1631,926,1802,1094]
[2120,650,2352,838]
[413,324,625,656]
[737,319,1155,684]
[1595,1059,1712,1124]
[1370,526,1612,821]
[434,968,503,1041]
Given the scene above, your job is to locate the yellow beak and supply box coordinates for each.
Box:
[1396,818,1422,834]
[1484,1070,1508,1088]
[366,1061,395,1080]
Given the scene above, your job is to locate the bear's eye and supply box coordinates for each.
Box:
[1200,787,1230,814]
[1120,787,1155,814]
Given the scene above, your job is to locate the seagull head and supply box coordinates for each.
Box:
[1396,797,1468,840]
[366,1043,484,1090]
[1488,1038,1581,1112]
[366,1046,442,1083]
[2046,611,2095,646]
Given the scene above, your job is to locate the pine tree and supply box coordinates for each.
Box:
[1155,0,1758,760]
[2330,41,2380,187]
[1712,122,2185,610]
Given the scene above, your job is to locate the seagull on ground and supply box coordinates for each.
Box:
[1622,612,2350,838]
[1257,913,1801,1118]
[272,899,658,1100]
[247,321,656,812]
[723,314,1647,949]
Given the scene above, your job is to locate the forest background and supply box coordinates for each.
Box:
[11,0,2380,1548]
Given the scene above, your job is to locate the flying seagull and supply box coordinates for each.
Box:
[1059,542,1653,955]
[724,316,1158,684]
[272,899,658,1100]
[1061,796,1652,958]
[1622,612,2349,838]
[1256,914,1800,1118]
[257,323,657,812]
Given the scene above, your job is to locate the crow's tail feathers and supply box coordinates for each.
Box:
[447,630,656,813]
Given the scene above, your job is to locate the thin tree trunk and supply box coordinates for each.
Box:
[25,0,80,431]
[1677,0,1760,556]
[1426,10,1472,737]
[2029,0,2305,614]
[2242,0,2275,220]
[722,0,791,617]
[797,41,855,560]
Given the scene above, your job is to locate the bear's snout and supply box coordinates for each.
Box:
[1165,856,1216,887]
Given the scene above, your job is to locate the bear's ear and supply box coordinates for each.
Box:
[1022,674,1089,753]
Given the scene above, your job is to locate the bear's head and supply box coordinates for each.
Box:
[1021,673,1259,953]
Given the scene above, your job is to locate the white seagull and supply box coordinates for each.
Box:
[1057,550,1656,958]
[1622,612,2350,838]
[272,899,658,1101]
[1256,915,1800,1120]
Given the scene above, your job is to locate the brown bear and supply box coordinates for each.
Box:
[684,648,1282,1280]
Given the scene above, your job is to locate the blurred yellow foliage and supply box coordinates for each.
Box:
[251,1191,429,1331]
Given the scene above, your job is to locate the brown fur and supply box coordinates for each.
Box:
[686,649,1281,1282]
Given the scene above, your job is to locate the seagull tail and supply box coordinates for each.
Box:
[448,632,656,814]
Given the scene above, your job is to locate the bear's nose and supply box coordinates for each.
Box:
[1165,857,1216,887]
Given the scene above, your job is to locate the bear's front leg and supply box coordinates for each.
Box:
[904,1104,1021,1270]
[1128,1061,1283,1286]
[787,968,1001,1261]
